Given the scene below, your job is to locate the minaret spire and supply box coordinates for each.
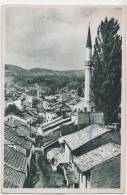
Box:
[86,22,92,49]
[84,23,92,112]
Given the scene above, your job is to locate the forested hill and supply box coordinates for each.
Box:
[5,64,85,94]
[5,64,84,77]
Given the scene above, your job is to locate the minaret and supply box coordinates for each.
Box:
[36,83,40,98]
[84,24,92,112]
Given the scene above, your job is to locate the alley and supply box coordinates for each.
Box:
[31,151,66,188]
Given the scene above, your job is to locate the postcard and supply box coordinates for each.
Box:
[0,2,126,194]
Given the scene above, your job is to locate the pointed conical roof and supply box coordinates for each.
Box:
[86,25,92,48]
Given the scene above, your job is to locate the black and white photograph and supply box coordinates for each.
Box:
[1,3,125,193]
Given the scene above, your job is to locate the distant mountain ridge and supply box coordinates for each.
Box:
[5,64,30,76]
[5,64,84,92]
[5,64,83,73]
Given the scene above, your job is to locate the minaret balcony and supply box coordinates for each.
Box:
[84,60,92,66]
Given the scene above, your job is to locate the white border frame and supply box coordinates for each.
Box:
[0,1,126,194]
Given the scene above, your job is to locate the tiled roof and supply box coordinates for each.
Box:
[41,116,63,129]
[42,117,71,132]
[4,145,27,173]
[73,143,120,173]
[4,164,26,188]
[4,180,17,188]
[43,126,60,135]
[43,130,61,147]
[63,124,112,151]
[4,126,33,149]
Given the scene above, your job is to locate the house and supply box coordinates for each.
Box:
[71,98,84,112]
[21,94,33,108]
[4,145,28,174]
[58,124,113,162]
[41,116,72,135]
[55,103,72,118]
[4,164,26,188]
[41,116,63,129]
[4,126,34,170]
[5,113,38,135]
[5,114,28,126]
[62,93,72,102]
[44,112,57,123]
[4,145,28,188]
[20,113,35,124]
[37,99,51,111]
[5,115,31,136]
[43,124,114,175]
[73,143,120,189]
[43,130,61,158]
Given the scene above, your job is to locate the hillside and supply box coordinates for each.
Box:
[5,64,84,76]
[5,64,30,75]
[5,64,84,95]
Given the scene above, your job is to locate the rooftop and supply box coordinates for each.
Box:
[41,116,63,129]
[4,126,33,150]
[4,180,17,188]
[42,117,71,132]
[73,143,120,173]
[4,164,26,188]
[5,115,27,127]
[43,130,61,147]
[4,145,28,173]
[63,124,112,151]
[4,145,27,173]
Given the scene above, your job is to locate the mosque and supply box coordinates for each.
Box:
[77,24,104,125]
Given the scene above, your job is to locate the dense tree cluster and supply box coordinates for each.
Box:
[14,71,84,95]
[91,17,121,124]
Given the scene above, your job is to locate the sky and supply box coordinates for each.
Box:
[4,5,122,70]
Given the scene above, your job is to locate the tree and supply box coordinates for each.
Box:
[32,98,40,108]
[67,81,80,90]
[91,17,122,124]
[5,104,22,116]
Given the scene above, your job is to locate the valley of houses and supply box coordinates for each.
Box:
[3,26,121,189]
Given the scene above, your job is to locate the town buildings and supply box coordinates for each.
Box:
[3,25,121,189]
[4,112,35,187]
[73,143,120,188]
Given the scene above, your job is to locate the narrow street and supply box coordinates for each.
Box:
[31,151,66,188]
